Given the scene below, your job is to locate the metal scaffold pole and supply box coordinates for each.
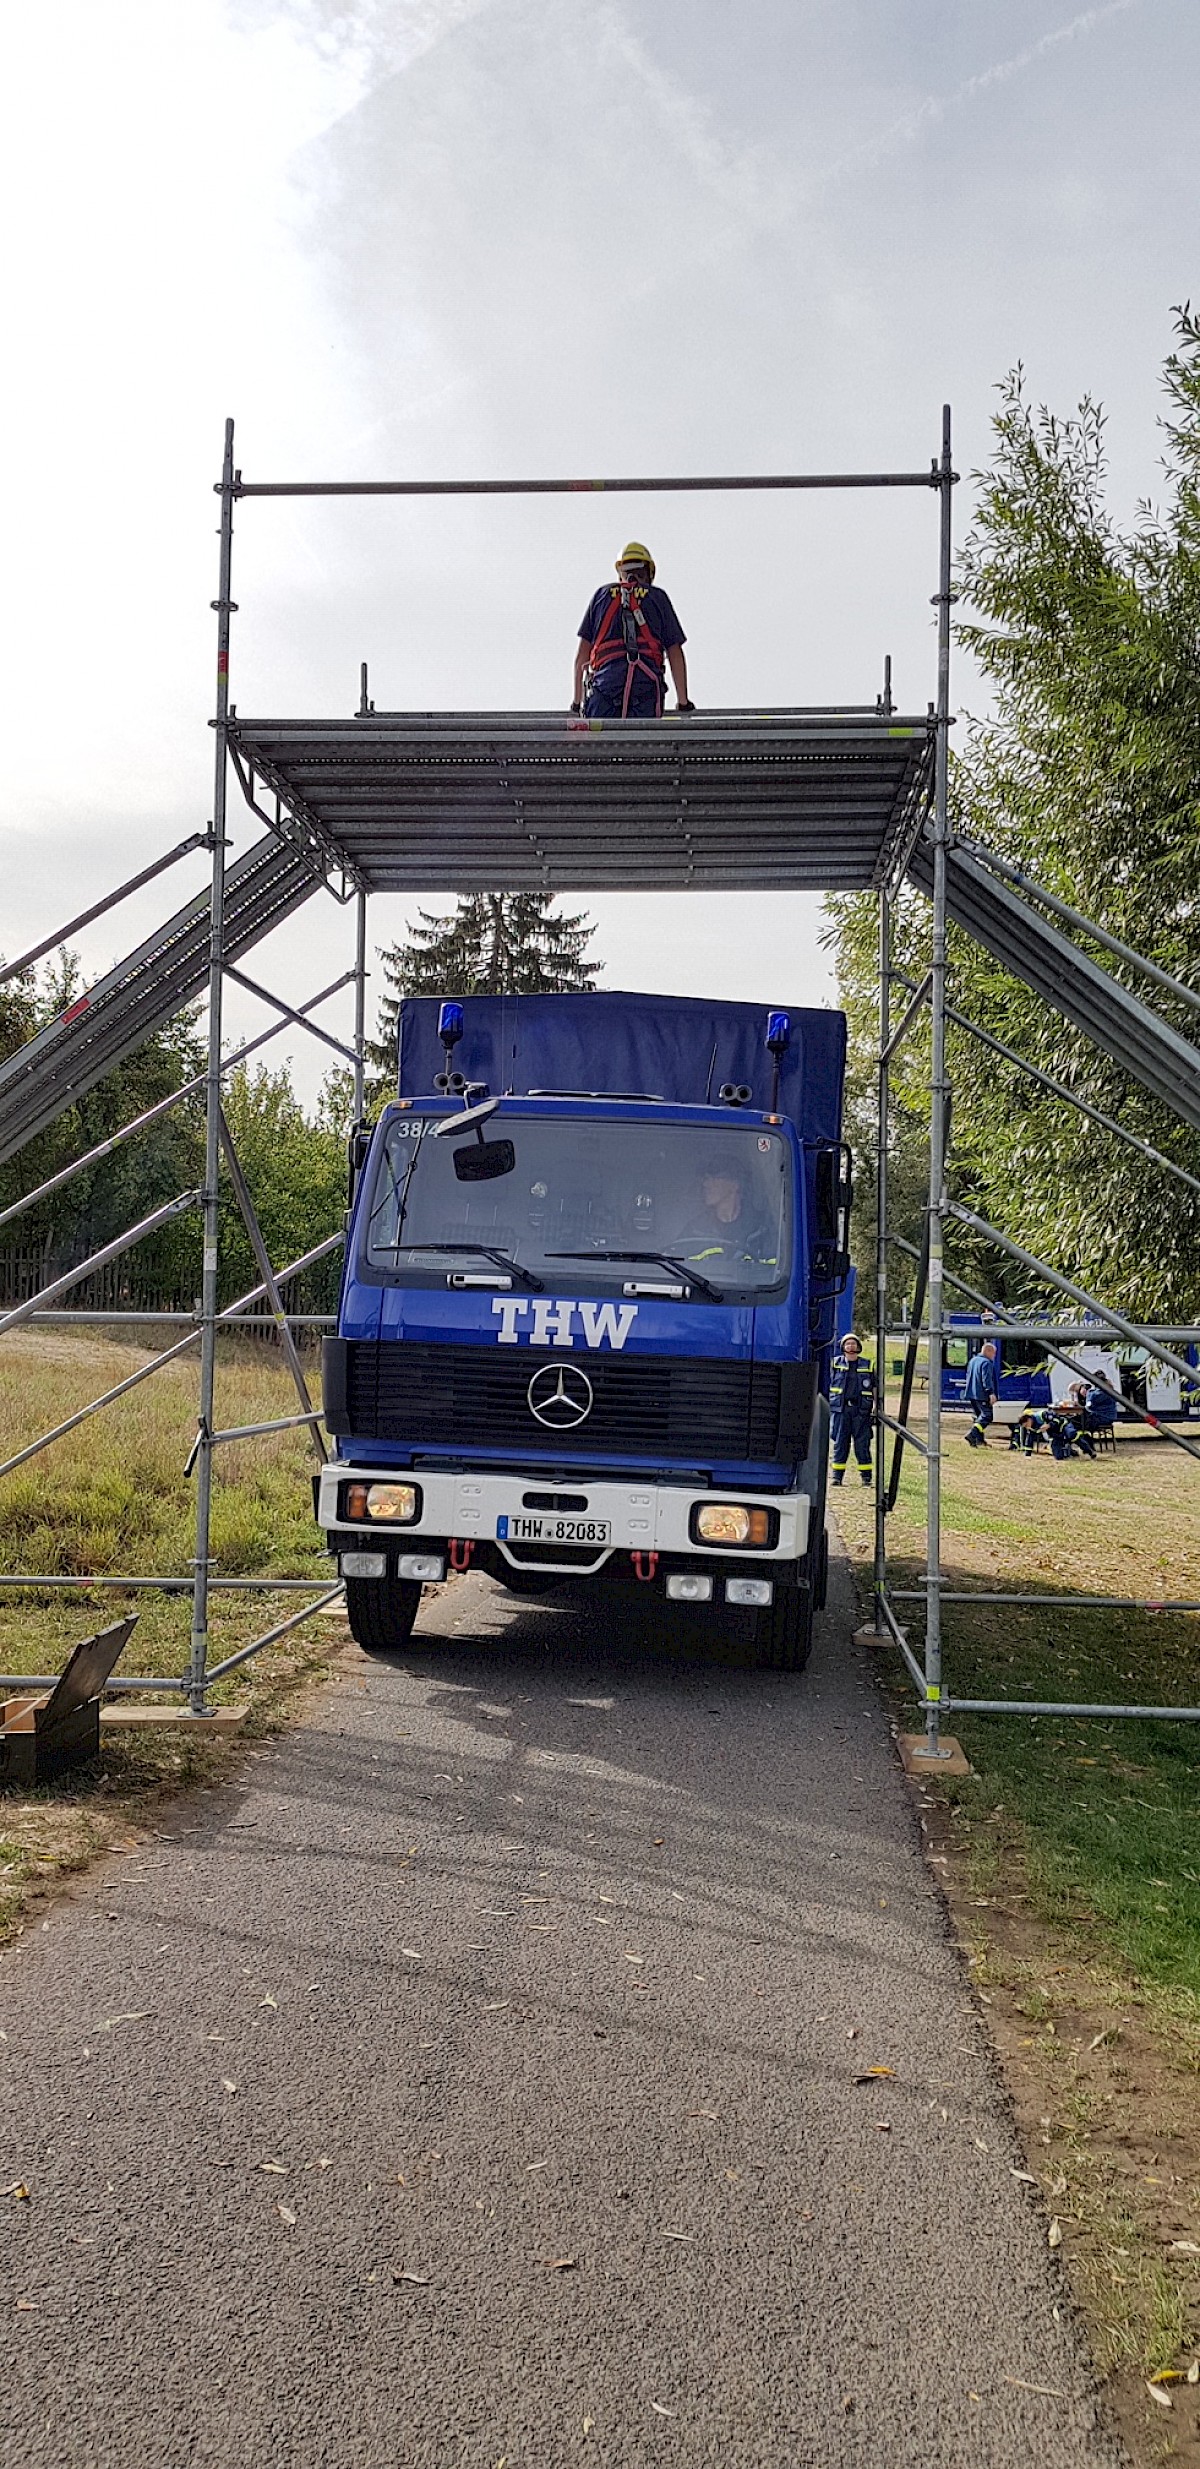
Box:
[353,886,368,1122]
[873,886,891,1630]
[189,417,236,1715]
[920,406,955,1760]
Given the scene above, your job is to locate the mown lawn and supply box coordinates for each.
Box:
[0,1325,340,1933]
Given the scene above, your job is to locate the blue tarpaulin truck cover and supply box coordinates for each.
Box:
[396,990,846,1146]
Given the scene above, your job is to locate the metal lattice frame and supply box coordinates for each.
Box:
[3,412,1199,1742]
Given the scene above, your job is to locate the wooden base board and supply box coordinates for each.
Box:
[853,1625,894,1649]
[99,1705,249,1732]
[898,1731,973,1778]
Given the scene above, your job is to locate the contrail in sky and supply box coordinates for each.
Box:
[817,0,1143,189]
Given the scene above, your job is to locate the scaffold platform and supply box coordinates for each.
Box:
[227,707,935,894]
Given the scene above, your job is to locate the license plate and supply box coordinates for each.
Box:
[496,1514,611,1546]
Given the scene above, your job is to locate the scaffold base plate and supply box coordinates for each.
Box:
[898,1732,972,1778]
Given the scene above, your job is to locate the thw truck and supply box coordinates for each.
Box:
[318,991,850,1670]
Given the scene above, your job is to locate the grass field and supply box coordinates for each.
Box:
[0,1325,340,1935]
[837,1398,1200,2001]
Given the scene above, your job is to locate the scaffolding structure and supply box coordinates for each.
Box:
[2,411,1199,1746]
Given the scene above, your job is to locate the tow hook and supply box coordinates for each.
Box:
[449,1538,475,1572]
[631,1550,659,1583]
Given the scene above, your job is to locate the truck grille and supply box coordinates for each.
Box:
[324,1339,814,1467]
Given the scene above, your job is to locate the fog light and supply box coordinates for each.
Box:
[340,1551,386,1579]
[725,1577,772,1608]
[666,1572,714,1602]
[397,1554,444,1582]
[694,1502,771,1546]
[367,1481,419,1522]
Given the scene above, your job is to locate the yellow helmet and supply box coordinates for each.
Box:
[617,541,655,580]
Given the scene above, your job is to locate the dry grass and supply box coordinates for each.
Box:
[0,1324,341,1936]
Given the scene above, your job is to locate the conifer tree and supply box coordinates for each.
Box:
[368,893,600,1099]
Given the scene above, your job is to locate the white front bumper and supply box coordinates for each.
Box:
[319,1464,809,1563]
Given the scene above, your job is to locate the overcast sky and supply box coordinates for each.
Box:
[1,0,1193,1105]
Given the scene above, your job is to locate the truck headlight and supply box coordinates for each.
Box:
[342,1480,422,1524]
[692,1502,775,1548]
[367,1482,419,1522]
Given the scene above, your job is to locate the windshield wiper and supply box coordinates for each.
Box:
[382,1240,543,1292]
[547,1248,723,1304]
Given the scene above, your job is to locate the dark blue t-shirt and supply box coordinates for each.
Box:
[578,584,686,656]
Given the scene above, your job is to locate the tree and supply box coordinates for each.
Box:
[369,893,600,1100]
[218,1063,347,1313]
[825,309,1200,1320]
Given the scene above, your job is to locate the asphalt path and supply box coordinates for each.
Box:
[1,1549,1126,2469]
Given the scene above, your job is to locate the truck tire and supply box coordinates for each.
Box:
[754,1576,814,1672]
[344,1573,422,1655]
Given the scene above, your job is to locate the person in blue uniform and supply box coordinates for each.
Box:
[830,1334,875,1487]
[964,1339,998,1446]
[572,543,692,719]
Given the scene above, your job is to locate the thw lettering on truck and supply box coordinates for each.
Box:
[491,1298,640,1348]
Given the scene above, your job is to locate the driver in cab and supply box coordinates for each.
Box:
[671,1158,778,1279]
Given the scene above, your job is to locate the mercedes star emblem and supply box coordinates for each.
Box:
[527,1362,595,1429]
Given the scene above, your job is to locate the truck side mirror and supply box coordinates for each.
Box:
[454,1139,516,1183]
[346,1121,373,1207]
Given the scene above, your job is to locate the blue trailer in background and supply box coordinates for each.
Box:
[318,990,851,1670]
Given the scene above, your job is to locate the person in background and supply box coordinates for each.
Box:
[1082,1378,1120,1436]
[573,544,692,719]
[964,1338,998,1447]
[830,1334,876,1488]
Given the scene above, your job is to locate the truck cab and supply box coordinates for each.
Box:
[317,991,849,1669]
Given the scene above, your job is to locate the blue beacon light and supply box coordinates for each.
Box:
[765,1010,791,1110]
[438,1001,464,1048]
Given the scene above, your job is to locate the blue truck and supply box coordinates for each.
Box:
[318,990,850,1671]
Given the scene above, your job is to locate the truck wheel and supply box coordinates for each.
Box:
[755,1578,814,1673]
[344,1574,422,1655]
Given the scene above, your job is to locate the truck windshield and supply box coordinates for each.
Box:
[365,1113,792,1295]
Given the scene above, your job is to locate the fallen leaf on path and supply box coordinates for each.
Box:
[539,2257,578,2270]
[259,1994,278,2011]
[259,2161,288,2176]
[401,1949,422,1961]
[582,2417,594,2435]
[649,2403,674,2418]
[687,2109,720,2121]
[98,2012,154,2031]
[483,2002,510,2013]
[1011,2170,1037,2185]
[872,2121,892,2134]
[221,2079,238,2096]
[1170,2240,1200,2255]
[7,2184,30,2202]
[853,2066,895,2083]
[395,2270,431,2285]
[1087,2029,1117,2053]
[662,2230,693,2242]
[1003,2377,1067,2400]
[1048,2219,1063,2249]
[1146,2383,1172,2411]
[623,1952,644,1964]
[276,2203,297,2227]
[1149,2372,1182,2384]
[14,2299,36,2312]
[1187,2360,1199,2385]
[526,2161,549,2172]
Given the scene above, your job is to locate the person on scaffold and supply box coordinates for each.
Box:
[572,543,693,719]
